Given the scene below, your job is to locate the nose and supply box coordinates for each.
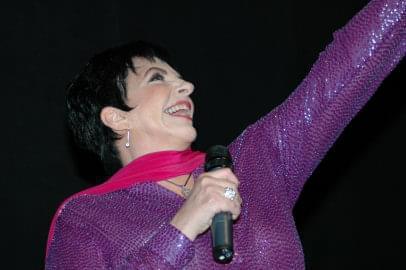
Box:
[176,80,194,96]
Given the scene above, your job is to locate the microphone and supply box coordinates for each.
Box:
[204,145,234,264]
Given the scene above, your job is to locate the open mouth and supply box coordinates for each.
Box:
[164,100,193,120]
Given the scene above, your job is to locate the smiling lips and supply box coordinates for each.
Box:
[164,100,193,121]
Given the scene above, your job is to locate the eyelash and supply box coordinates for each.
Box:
[149,72,165,82]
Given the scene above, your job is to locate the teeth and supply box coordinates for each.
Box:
[165,104,190,115]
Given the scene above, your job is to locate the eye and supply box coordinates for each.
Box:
[149,72,165,82]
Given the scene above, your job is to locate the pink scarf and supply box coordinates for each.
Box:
[46,149,205,255]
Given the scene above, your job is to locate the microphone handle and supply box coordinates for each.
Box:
[211,211,233,263]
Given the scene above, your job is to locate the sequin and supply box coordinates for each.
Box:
[46,0,405,269]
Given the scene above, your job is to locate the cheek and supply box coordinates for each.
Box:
[130,85,172,129]
[136,97,168,126]
[140,86,170,106]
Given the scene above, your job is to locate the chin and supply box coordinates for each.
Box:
[184,126,198,143]
[160,121,197,147]
[175,126,197,146]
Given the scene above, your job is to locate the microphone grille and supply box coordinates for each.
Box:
[204,145,232,171]
[206,145,229,159]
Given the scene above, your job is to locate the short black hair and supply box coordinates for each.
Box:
[66,41,170,174]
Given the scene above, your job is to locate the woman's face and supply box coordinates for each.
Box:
[124,57,196,149]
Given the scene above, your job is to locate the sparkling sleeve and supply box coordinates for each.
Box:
[45,207,195,269]
[126,223,195,269]
[230,0,405,207]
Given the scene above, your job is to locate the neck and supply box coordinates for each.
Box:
[157,174,194,198]
[117,136,192,166]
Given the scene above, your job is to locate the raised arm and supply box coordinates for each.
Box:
[230,0,405,207]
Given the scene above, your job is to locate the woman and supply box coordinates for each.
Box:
[45,0,405,269]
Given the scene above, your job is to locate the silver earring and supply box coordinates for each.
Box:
[125,130,130,148]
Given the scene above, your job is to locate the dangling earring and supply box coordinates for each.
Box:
[125,130,130,148]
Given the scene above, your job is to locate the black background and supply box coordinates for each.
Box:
[1,0,404,269]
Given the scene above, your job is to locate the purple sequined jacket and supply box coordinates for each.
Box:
[46,0,405,269]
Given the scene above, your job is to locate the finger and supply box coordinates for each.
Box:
[232,213,240,220]
[219,180,239,192]
[213,201,240,221]
[231,203,241,220]
[202,168,239,185]
[198,175,239,192]
[234,193,243,206]
[217,190,242,212]
[229,192,242,218]
[210,188,240,207]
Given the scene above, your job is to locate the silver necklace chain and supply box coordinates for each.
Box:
[167,173,192,198]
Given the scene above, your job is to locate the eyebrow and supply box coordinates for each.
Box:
[144,66,182,79]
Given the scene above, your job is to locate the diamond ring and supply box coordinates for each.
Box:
[224,187,236,201]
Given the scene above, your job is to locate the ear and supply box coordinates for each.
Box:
[100,106,129,132]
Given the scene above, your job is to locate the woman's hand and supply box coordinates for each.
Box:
[170,168,242,241]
